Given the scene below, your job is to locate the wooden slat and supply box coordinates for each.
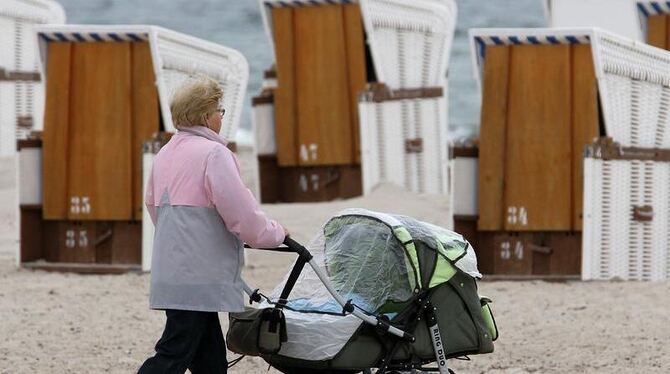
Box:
[20,206,43,262]
[111,222,142,264]
[0,68,40,82]
[277,165,361,202]
[481,274,580,282]
[342,3,367,164]
[131,42,159,221]
[68,42,133,220]
[94,222,142,264]
[477,46,510,231]
[364,83,443,102]
[571,44,599,231]
[474,231,495,274]
[504,44,572,231]
[294,4,353,166]
[43,220,60,262]
[542,232,581,275]
[272,7,298,166]
[258,155,281,203]
[647,15,668,49]
[42,42,72,219]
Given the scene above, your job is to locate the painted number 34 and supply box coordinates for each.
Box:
[500,241,524,261]
[507,206,528,226]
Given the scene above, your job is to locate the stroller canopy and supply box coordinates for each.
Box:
[260,208,482,361]
[269,208,481,316]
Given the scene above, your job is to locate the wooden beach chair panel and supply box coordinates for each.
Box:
[272,7,298,166]
[646,15,668,49]
[294,4,354,166]
[570,44,599,231]
[43,222,97,263]
[504,44,572,231]
[492,233,533,275]
[343,3,367,164]
[93,222,142,264]
[131,42,159,221]
[19,206,44,262]
[110,222,142,264]
[67,42,133,221]
[258,155,281,203]
[477,45,510,231]
[279,165,362,202]
[42,42,72,220]
[535,232,582,275]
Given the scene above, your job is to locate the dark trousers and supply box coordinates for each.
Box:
[139,309,227,374]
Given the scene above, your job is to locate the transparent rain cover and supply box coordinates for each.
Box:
[261,208,481,361]
[268,208,480,315]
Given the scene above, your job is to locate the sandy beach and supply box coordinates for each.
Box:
[1,152,669,374]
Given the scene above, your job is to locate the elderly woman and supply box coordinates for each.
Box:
[139,77,286,374]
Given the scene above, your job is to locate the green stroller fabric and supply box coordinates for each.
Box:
[241,208,487,364]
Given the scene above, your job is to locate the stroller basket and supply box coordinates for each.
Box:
[228,209,497,374]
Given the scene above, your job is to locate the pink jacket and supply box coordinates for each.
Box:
[145,125,284,312]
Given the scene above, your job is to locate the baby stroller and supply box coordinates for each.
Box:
[227,209,498,373]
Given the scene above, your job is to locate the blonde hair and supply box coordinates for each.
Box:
[170,76,223,128]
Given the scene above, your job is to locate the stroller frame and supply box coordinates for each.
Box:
[242,237,453,374]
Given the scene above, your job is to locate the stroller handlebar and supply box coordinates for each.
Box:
[282,236,313,260]
[243,237,313,261]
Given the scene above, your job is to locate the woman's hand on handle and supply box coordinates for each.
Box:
[282,236,312,260]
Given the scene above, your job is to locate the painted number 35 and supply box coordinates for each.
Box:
[70,196,91,215]
[65,229,89,249]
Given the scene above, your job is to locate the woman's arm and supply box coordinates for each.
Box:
[204,146,285,248]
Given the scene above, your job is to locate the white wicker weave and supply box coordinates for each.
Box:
[358,95,448,196]
[595,30,670,148]
[18,145,41,206]
[451,156,477,216]
[470,27,670,148]
[259,0,456,90]
[0,0,64,156]
[252,99,276,156]
[359,0,456,89]
[35,25,249,141]
[582,155,670,281]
